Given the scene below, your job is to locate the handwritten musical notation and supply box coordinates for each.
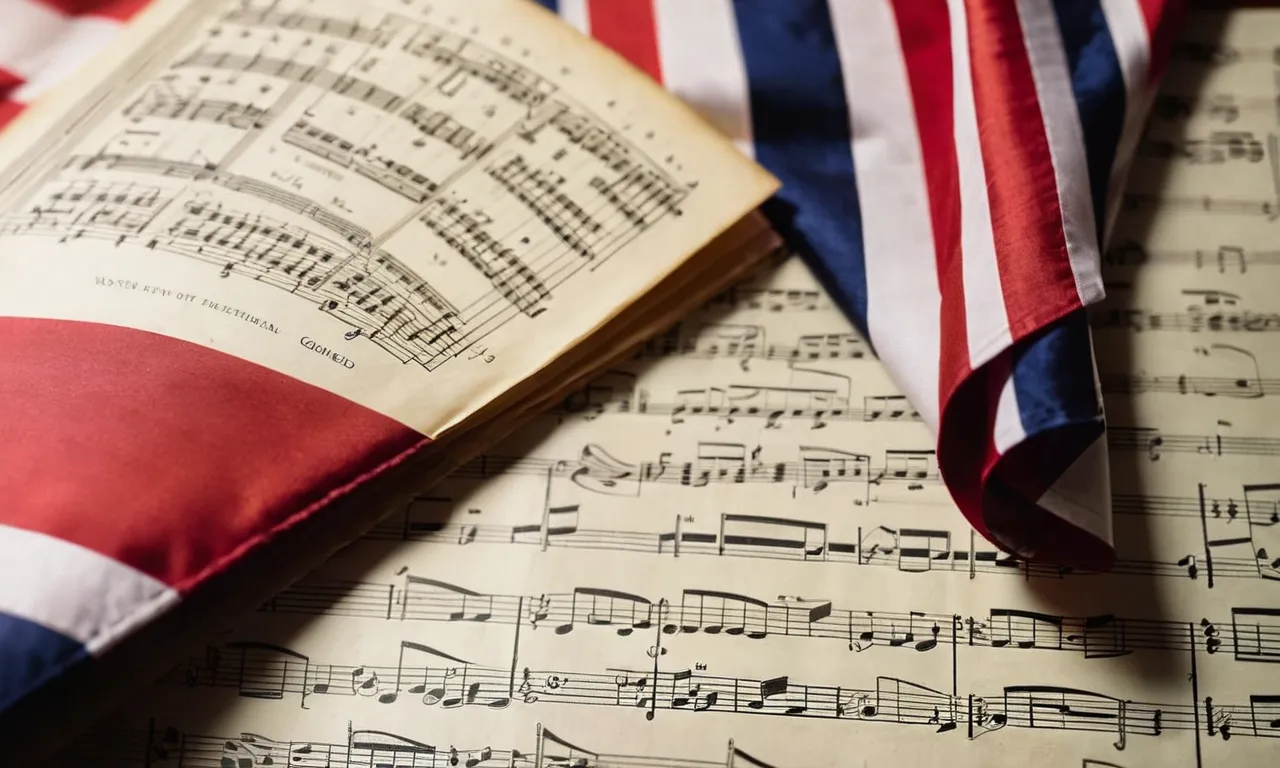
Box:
[55,3,1280,768]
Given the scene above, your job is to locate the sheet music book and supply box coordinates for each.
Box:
[32,3,1280,768]
[0,0,779,753]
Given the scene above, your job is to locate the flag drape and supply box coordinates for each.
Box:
[527,0,1182,566]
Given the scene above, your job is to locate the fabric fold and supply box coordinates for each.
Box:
[526,0,1187,567]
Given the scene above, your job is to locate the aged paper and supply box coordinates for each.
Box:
[0,0,775,436]
[51,4,1280,767]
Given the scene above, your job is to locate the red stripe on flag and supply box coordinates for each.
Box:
[585,0,664,83]
[1138,0,1190,84]
[0,318,424,590]
[0,68,24,100]
[889,0,971,412]
[25,0,151,22]
[964,0,1079,335]
[0,100,25,130]
[0,69,25,129]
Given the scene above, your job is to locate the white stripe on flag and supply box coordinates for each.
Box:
[946,0,1013,367]
[1097,0,1152,246]
[1036,332,1112,545]
[993,371,1028,453]
[829,0,942,429]
[653,0,754,159]
[0,523,178,654]
[1036,431,1114,547]
[0,0,70,81]
[5,5,123,104]
[558,0,591,35]
[1016,0,1105,306]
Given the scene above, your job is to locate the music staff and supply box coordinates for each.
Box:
[448,440,1269,524]
[437,443,1280,535]
[125,85,274,130]
[704,286,832,313]
[0,174,477,365]
[1099,342,1265,398]
[65,153,375,244]
[221,3,404,47]
[1151,92,1280,124]
[400,102,493,161]
[445,442,937,497]
[409,443,1280,534]
[1169,40,1280,65]
[359,504,1280,584]
[636,323,871,366]
[417,195,553,317]
[1101,371,1271,398]
[259,572,1280,661]
[557,376,920,427]
[51,721,784,768]
[184,196,465,360]
[170,637,1279,744]
[0,179,170,243]
[1114,489,1280,528]
[488,155,602,258]
[1120,193,1277,218]
[282,118,440,202]
[1104,242,1280,272]
[1137,131,1266,164]
[1091,308,1280,333]
[174,49,410,114]
[1110,425,1280,460]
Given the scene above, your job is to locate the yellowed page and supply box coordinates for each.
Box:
[0,0,776,436]
[50,5,1280,768]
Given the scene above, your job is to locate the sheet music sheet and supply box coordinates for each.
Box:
[0,0,773,435]
[52,5,1280,768]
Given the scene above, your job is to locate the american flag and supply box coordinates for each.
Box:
[0,0,1183,730]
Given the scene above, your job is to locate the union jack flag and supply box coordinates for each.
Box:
[0,0,1184,735]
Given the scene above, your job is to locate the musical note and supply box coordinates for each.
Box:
[1137,131,1266,164]
[172,635,1267,743]
[51,720,791,768]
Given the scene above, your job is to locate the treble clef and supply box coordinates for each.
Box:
[518,667,537,704]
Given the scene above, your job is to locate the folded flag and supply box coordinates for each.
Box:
[0,0,1184,735]
[526,0,1185,568]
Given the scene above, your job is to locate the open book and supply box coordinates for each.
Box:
[0,0,778,750]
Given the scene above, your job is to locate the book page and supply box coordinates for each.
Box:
[0,0,776,436]
[50,4,1279,768]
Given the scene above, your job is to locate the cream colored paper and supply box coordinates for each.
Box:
[0,0,775,436]
[52,4,1280,768]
